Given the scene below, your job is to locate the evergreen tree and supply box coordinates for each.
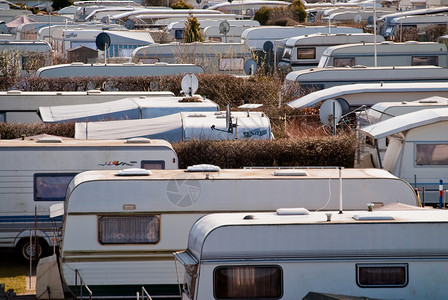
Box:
[183,15,204,43]
[52,0,73,11]
[171,0,193,9]
[290,0,307,23]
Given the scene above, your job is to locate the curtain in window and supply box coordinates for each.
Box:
[99,215,160,244]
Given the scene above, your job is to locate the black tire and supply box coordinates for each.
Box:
[16,238,48,262]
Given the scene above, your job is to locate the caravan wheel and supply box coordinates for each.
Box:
[16,238,47,262]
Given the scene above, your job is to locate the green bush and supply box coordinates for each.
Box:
[170,0,193,9]
[254,6,272,25]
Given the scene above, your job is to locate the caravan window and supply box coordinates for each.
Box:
[333,57,355,67]
[416,144,448,165]
[34,173,77,201]
[356,264,408,287]
[220,58,244,71]
[297,48,316,60]
[214,265,282,299]
[141,160,165,170]
[412,56,438,66]
[98,215,160,244]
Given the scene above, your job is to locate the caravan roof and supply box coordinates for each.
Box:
[287,82,448,109]
[360,108,448,139]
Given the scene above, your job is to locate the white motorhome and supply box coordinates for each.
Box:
[0,90,174,123]
[132,42,253,75]
[287,82,448,110]
[317,41,448,68]
[206,0,291,17]
[284,65,448,95]
[58,167,419,298]
[38,94,219,123]
[175,207,448,300]
[36,62,204,78]
[277,33,384,72]
[241,25,363,51]
[74,111,273,141]
[0,137,178,261]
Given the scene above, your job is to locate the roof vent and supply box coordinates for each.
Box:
[125,137,151,144]
[273,170,308,176]
[243,215,255,220]
[276,208,310,215]
[87,89,102,94]
[116,168,152,176]
[186,164,221,172]
[7,89,22,95]
[36,137,63,143]
[352,213,395,221]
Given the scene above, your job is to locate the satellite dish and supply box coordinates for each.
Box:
[125,19,135,29]
[244,59,258,75]
[367,15,374,25]
[335,98,350,114]
[263,41,274,52]
[354,14,362,23]
[95,32,111,51]
[181,74,199,96]
[219,21,230,34]
[319,99,342,127]
[196,0,201,4]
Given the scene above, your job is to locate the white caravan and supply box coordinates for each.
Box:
[206,0,291,17]
[384,14,448,40]
[36,62,204,78]
[0,137,178,261]
[277,33,384,72]
[360,108,448,207]
[0,90,174,123]
[241,25,363,51]
[74,111,273,141]
[284,65,448,95]
[175,208,448,300]
[59,167,419,298]
[286,82,448,110]
[132,42,253,75]
[38,95,219,123]
[318,41,448,68]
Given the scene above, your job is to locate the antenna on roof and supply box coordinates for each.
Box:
[210,104,238,139]
[319,99,342,135]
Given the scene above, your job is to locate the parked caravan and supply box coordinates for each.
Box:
[0,90,174,123]
[376,7,448,36]
[241,25,363,51]
[277,33,384,72]
[0,40,52,75]
[360,108,448,206]
[323,8,395,23]
[206,0,291,17]
[287,82,448,109]
[317,41,448,68]
[0,137,178,261]
[132,42,253,75]
[58,167,419,298]
[384,14,448,40]
[74,110,273,141]
[38,95,219,123]
[175,208,448,300]
[285,65,448,95]
[36,62,204,78]
[166,19,258,41]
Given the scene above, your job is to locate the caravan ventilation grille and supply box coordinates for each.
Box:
[186,164,221,172]
[116,168,152,176]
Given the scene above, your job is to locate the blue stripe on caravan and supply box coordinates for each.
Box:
[0,216,63,222]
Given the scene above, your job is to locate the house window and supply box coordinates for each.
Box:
[34,173,77,201]
[141,160,165,170]
[357,264,408,287]
[297,48,316,59]
[416,144,448,165]
[333,57,355,67]
[412,56,438,66]
[99,215,160,244]
[214,265,282,299]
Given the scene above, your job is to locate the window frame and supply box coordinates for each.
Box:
[333,57,355,67]
[33,173,77,202]
[98,214,161,245]
[141,160,166,170]
[415,143,448,167]
[411,56,438,66]
[356,263,408,288]
[297,47,316,60]
[213,265,283,299]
